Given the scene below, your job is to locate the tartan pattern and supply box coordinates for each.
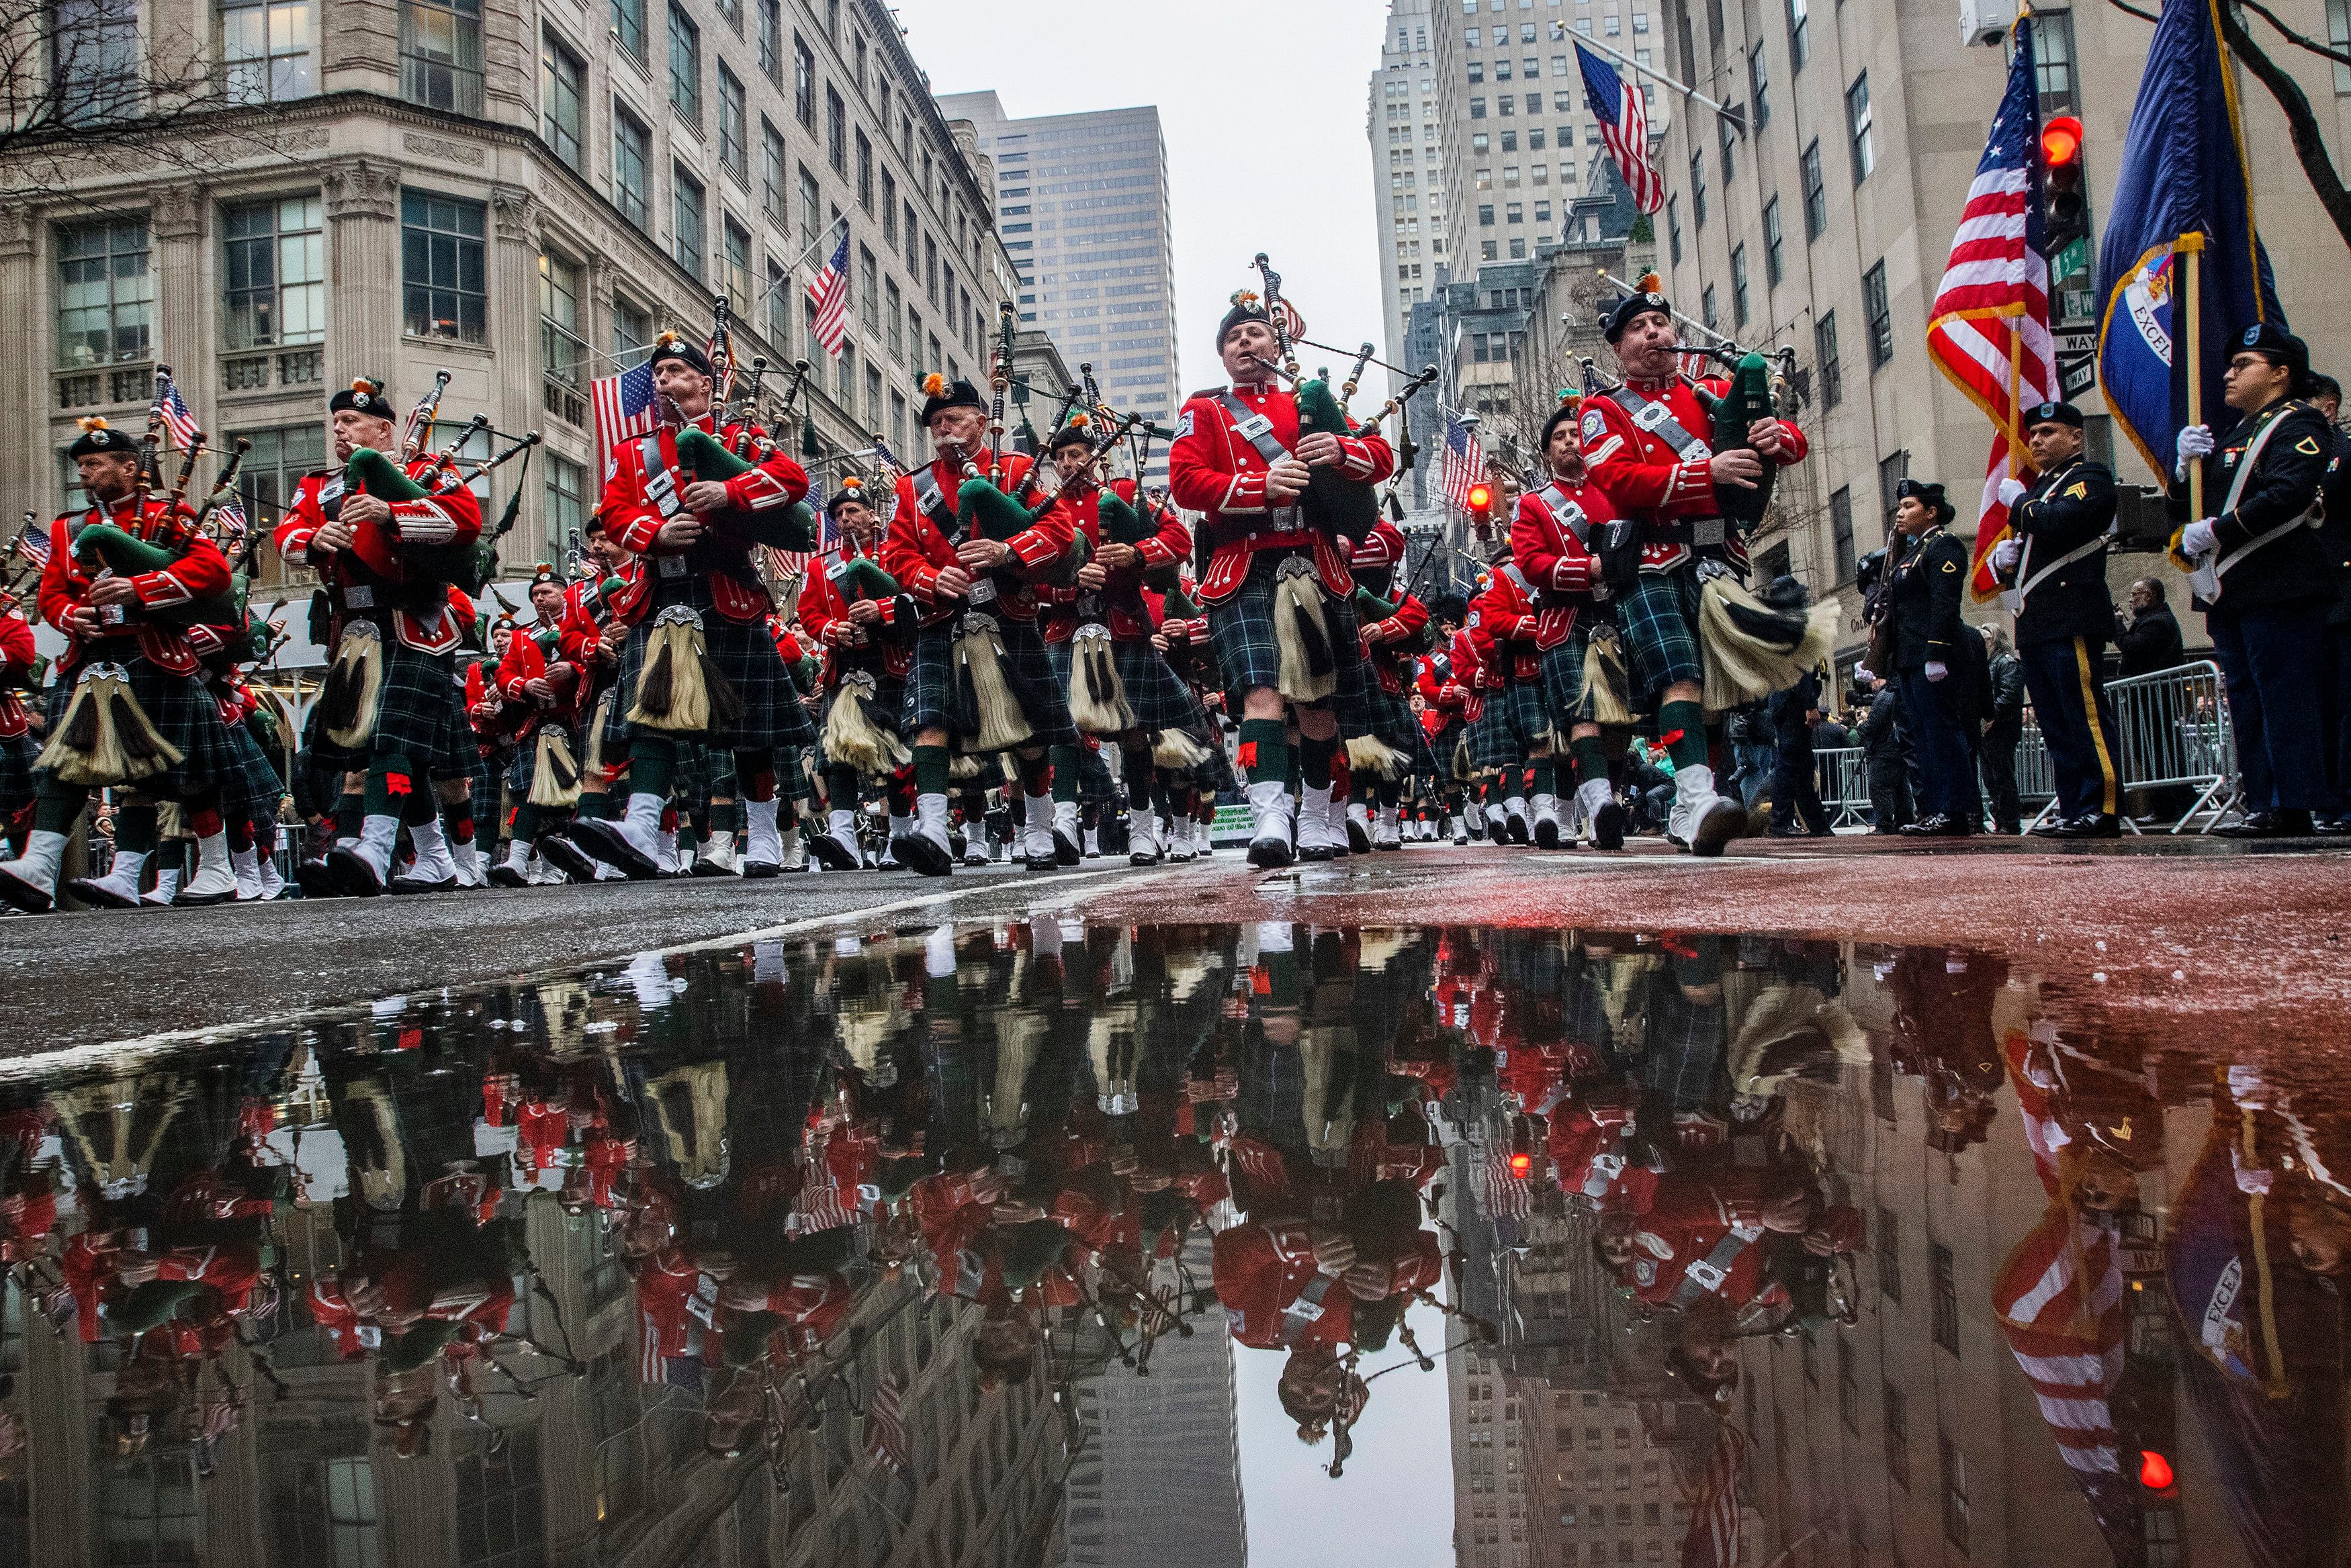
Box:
[1465,696,1525,771]
[604,608,817,753]
[0,730,35,804]
[1539,628,1595,727]
[670,740,742,802]
[37,653,238,800]
[504,719,577,794]
[1075,738,1116,804]
[1045,637,1207,734]
[1366,681,1435,772]
[1613,569,1705,704]
[1206,555,1374,735]
[306,642,474,775]
[222,720,287,821]
[901,615,1080,751]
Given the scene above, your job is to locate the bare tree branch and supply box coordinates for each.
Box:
[2235,0,2351,72]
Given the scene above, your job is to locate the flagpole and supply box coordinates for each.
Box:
[2178,232,2205,519]
[781,213,852,281]
[1568,30,1748,135]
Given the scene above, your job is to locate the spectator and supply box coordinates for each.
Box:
[1854,672,1913,833]
[1728,702,1776,810]
[1767,669,1833,837]
[1812,708,1851,751]
[2313,375,2351,833]
[2114,577,2186,678]
[1980,625,2027,835]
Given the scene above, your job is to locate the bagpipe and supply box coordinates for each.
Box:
[69,426,242,635]
[342,372,545,596]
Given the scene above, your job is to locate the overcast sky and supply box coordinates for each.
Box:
[892,0,1398,400]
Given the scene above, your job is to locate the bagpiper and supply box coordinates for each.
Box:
[1167,287,1396,867]
[879,371,1078,876]
[800,476,919,871]
[1341,518,1434,852]
[1036,412,1206,868]
[273,378,486,896]
[1580,279,1811,855]
[0,583,41,858]
[571,333,815,879]
[1512,396,1630,850]
[487,565,586,884]
[0,418,243,912]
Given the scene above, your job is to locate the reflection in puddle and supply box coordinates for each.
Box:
[0,925,2336,1565]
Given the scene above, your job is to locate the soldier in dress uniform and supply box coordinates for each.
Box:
[1463,547,1547,844]
[486,566,584,885]
[880,373,1077,876]
[0,586,40,856]
[2172,323,2339,836]
[1989,400,2124,837]
[1580,281,1810,856]
[572,334,815,878]
[0,420,243,912]
[800,477,919,871]
[1883,479,1982,835]
[1512,396,1630,851]
[273,378,485,896]
[1341,518,1433,851]
[1167,291,1396,868]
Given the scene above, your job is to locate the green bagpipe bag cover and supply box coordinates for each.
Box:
[1296,377,1380,545]
[1700,353,1777,532]
[69,523,239,629]
[676,428,817,551]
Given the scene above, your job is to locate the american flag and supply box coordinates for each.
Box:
[807,232,852,359]
[1439,416,1487,513]
[1679,1422,1748,1567]
[1275,297,1307,343]
[210,496,249,549]
[11,524,50,567]
[1482,1152,1532,1219]
[591,353,660,483]
[1575,43,1663,215]
[1923,15,2053,602]
[154,375,202,451]
[866,1375,909,1473]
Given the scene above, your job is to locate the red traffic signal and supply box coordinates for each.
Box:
[2139,1450,2175,1491]
[1466,482,1493,514]
[1509,1150,1534,1177]
[2041,115,2084,170]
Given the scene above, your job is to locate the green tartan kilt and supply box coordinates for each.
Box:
[1077,739,1116,804]
[669,739,742,802]
[0,729,36,804]
[38,651,237,801]
[222,720,285,822]
[306,638,472,776]
[1465,694,1523,772]
[1206,556,1374,736]
[901,613,1080,752]
[602,601,816,755]
[1540,627,1595,729]
[1367,681,1434,772]
[1045,634,1208,734]
[1615,569,1705,706]
[504,719,576,794]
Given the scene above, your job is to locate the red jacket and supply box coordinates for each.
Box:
[42,495,224,676]
[1211,1222,1441,1350]
[1036,478,1190,643]
[1511,475,1615,649]
[1466,567,1541,684]
[1167,378,1393,606]
[594,415,807,627]
[495,617,577,734]
[0,605,35,739]
[798,531,914,682]
[1358,590,1429,695]
[881,449,1069,627]
[275,460,482,653]
[1579,377,1807,573]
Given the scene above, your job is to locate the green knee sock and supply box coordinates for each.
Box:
[1237,719,1290,787]
[627,737,678,800]
[1570,735,1611,790]
[34,790,86,837]
[1051,745,1082,804]
[913,744,951,797]
[1660,700,1710,773]
[363,753,417,819]
[1530,758,1558,798]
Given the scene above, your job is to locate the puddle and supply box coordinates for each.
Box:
[0,922,2336,1566]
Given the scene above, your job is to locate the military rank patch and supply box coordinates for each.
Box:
[1467,609,1482,626]
[2297,435,2323,455]
[1941,559,1959,572]
[1581,409,1606,441]
[2064,481,2088,500]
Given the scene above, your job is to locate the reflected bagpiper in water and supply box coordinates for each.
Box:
[0,920,2345,1566]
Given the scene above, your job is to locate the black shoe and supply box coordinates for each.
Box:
[1591,802,1626,852]
[488,861,528,888]
[1247,833,1294,870]
[1346,816,1372,855]
[897,831,955,878]
[0,867,54,913]
[1899,814,1973,838]
[1485,817,1509,845]
[811,831,861,872]
[2046,813,2121,839]
[537,832,603,882]
[1765,825,1810,839]
[1533,813,1561,849]
[1506,813,1531,845]
[2215,810,2313,839]
[326,844,386,897]
[1053,828,1083,866]
[294,855,341,898]
[1994,822,2023,837]
[389,872,458,895]
[564,819,660,880]
[1691,798,1748,858]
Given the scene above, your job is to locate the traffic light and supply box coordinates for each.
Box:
[2040,114,2088,258]
[1466,481,1495,531]
[2139,1450,2176,1493]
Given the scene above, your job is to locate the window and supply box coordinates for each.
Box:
[1863,260,1894,369]
[222,0,317,104]
[1750,43,1769,127]
[1667,193,1681,265]
[1689,153,1707,227]
[723,220,754,314]
[1883,1382,1910,1486]
[1719,114,1736,185]
[230,422,326,565]
[1931,1242,1959,1353]
[856,130,873,211]
[49,0,138,124]
[2333,0,2351,94]
[827,86,846,173]
[57,218,150,369]
[541,30,585,172]
[400,0,483,115]
[885,278,903,359]
[793,34,815,126]
[613,106,652,230]
[762,120,788,222]
[1830,486,1855,584]
[1763,197,1784,285]
[1939,1434,1970,1553]
[1847,73,1874,184]
[1471,97,1487,119]
[669,5,701,127]
[401,192,486,342]
[2035,8,2079,111]
[611,0,646,59]
[223,195,324,351]
[1701,285,1717,330]
[1815,312,1842,410]
[541,252,586,424]
[612,297,650,358]
[1788,0,1809,68]
[544,452,588,553]
[1879,450,1910,535]
[1730,244,1749,327]
[455,1429,545,1568]
[719,66,747,179]
[1802,140,1826,238]
[1837,1337,1859,1434]
[758,0,781,81]
[801,167,822,247]
[672,167,705,278]
[859,246,879,332]
[1469,60,1484,83]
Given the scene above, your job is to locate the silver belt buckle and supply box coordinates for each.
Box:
[1272,506,1300,528]
[97,604,126,627]
[658,554,688,578]
[968,578,997,606]
[343,585,375,609]
[1692,516,1726,548]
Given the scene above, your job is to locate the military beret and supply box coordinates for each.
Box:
[329,377,393,418]
[1217,289,1274,350]
[917,372,985,425]
[1603,274,1674,344]
[65,416,138,459]
[2024,400,2083,428]
[2237,320,2311,385]
[825,476,875,517]
[1895,477,1953,520]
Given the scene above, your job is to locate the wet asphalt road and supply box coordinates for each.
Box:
[3,833,2345,1071]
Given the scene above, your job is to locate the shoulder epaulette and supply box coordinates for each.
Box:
[1184,387,1227,402]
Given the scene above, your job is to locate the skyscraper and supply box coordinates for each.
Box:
[1368,0,1445,379]
[940,92,1181,485]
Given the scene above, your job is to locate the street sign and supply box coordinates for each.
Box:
[2053,236,2090,280]
[2060,355,2097,398]
[2052,329,2097,357]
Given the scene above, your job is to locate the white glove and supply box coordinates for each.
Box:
[2181,517,2219,557]
[1924,660,1949,683]
[1853,665,1874,684]
[1996,477,2027,508]
[1990,538,2021,573]
[2175,424,2215,480]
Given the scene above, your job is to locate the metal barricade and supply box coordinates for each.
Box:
[2108,659,2238,832]
[2012,724,2067,829]
[1813,747,1871,829]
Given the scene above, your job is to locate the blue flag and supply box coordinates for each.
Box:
[2095,0,2280,483]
